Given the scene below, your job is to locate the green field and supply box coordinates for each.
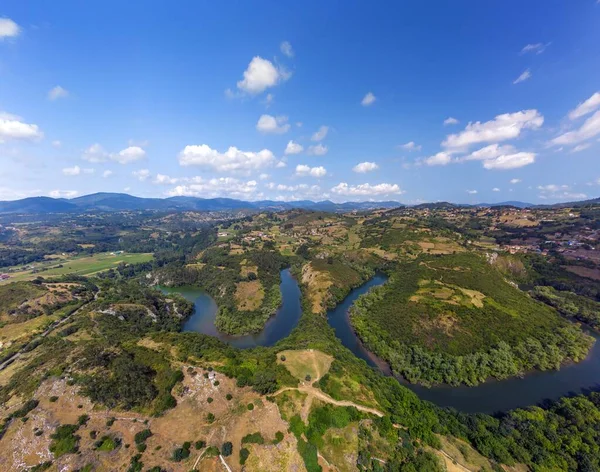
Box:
[1,252,154,284]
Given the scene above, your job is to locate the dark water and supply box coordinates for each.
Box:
[162,268,302,349]
[164,270,600,413]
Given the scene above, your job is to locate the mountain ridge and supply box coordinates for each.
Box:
[0,192,597,214]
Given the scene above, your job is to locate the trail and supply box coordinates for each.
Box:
[436,449,472,472]
[273,385,385,417]
[219,455,233,472]
[0,290,99,372]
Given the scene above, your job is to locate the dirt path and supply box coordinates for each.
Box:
[0,290,99,372]
[219,454,233,472]
[274,385,385,417]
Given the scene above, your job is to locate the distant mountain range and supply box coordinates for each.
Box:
[0,192,597,215]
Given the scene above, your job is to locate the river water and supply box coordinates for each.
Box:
[164,269,600,414]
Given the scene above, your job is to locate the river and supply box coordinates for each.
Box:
[164,269,600,414]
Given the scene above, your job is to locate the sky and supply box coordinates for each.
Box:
[0,1,599,204]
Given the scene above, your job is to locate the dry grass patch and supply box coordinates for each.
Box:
[235,280,264,311]
[301,263,333,314]
[277,349,333,382]
[240,264,259,278]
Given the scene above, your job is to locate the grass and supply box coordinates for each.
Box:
[277,349,333,382]
[1,252,153,284]
[234,280,265,311]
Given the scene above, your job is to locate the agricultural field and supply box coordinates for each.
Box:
[1,252,154,284]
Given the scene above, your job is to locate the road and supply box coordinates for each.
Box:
[0,290,98,372]
[273,385,385,417]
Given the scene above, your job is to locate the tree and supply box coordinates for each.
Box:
[221,441,233,457]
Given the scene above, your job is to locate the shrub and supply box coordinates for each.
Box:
[194,440,206,450]
[207,397,213,403]
[213,380,220,386]
[49,424,80,458]
[226,393,233,401]
[206,413,215,423]
[239,447,250,465]
[247,403,254,411]
[273,431,284,444]
[241,432,264,445]
[77,414,90,426]
[49,396,59,403]
[280,355,286,361]
[305,374,311,382]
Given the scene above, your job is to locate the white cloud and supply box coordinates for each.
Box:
[520,43,550,55]
[264,93,274,108]
[400,141,421,151]
[82,143,109,163]
[466,190,478,194]
[236,56,290,95]
[284,140,303,155]
[276,160,287,168]
[464,144,516,161]
[52,140,62,148]
[280,41,294,58]
[153,173,179,185]
[0,18,20,39]
[311,125,329,142]
[510,178,521,184]
[331,182,403,197]
[492,188,500,192]
[444,117,459,126]
[295,164,327,178]
[179,144,276,173]
[482,151,536,170]
[259,173,269,180]
[361,92,376,106]
[49,190,78,199]
[537,183,586,201]
[568,92,600,120]
[133,169,150,181]
[62,165,81,176]
[256,114,290,134]
[442,109,543,150]
[571,143,591,153]
[166,177,260,199]
[550,110,600,146]
[0,112,43,143]
[83,168,95,174]
[102,170,113,178]
[48,86,69,101]
[513,69,532,85]
[353,161,379,173]
[423,152,452,166]
[113,146,146,164]
[307,144,328,156]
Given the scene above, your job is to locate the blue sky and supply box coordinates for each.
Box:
[0,1,599,204]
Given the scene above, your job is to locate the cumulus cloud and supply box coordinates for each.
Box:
[295,164,327,178]
[513,69,532,85]
[520,43,550,55]
[307,144,328,156]
[48,86,69,101]
[481,151,535,170]
[236,56,290,95]
[52,140,62,148]
[133,169,150,181]
[353,161,379,173]
[537,183,586,201]
[284,140,303,155]
[280,41,294,58]
[400,141,421,151]
[256,114,290,134]
[153,173,179,185]
[466,190,478,194]
[82,144,109,163]
[568,92,600,120]
[113,146,146,164]
[331,182,403,197]
[0,112,43,143]
[444,117,459,126]
[510,178,521,184]
[166,177,260,199]
[311,125,329,142]
[361,92,376,106]
[102,170,113,178]
[62,166,81,176]
[550,110,600,146]
[0,18,20,39]
[49,190,78,198]
[492,188,500,192]
[179,144,276,173]
[442,109,543,150]
[423,152,452,166]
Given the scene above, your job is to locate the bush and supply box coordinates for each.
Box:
[134,429,152,445]
[247,403,254,411]
[172,443,191,462]
[49,396,59,403]
[241,432,264,445]
[280,355,286,361]
[77,414,90,426]
[221,441,233,457]
[273,431,284,444]
[49,424,80,458]
[226,393,233,401]
[207,397,213,403]
[206,413,215,423]
[194,440,206,450]
[305,374,311,382]
[239,447,250,465]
